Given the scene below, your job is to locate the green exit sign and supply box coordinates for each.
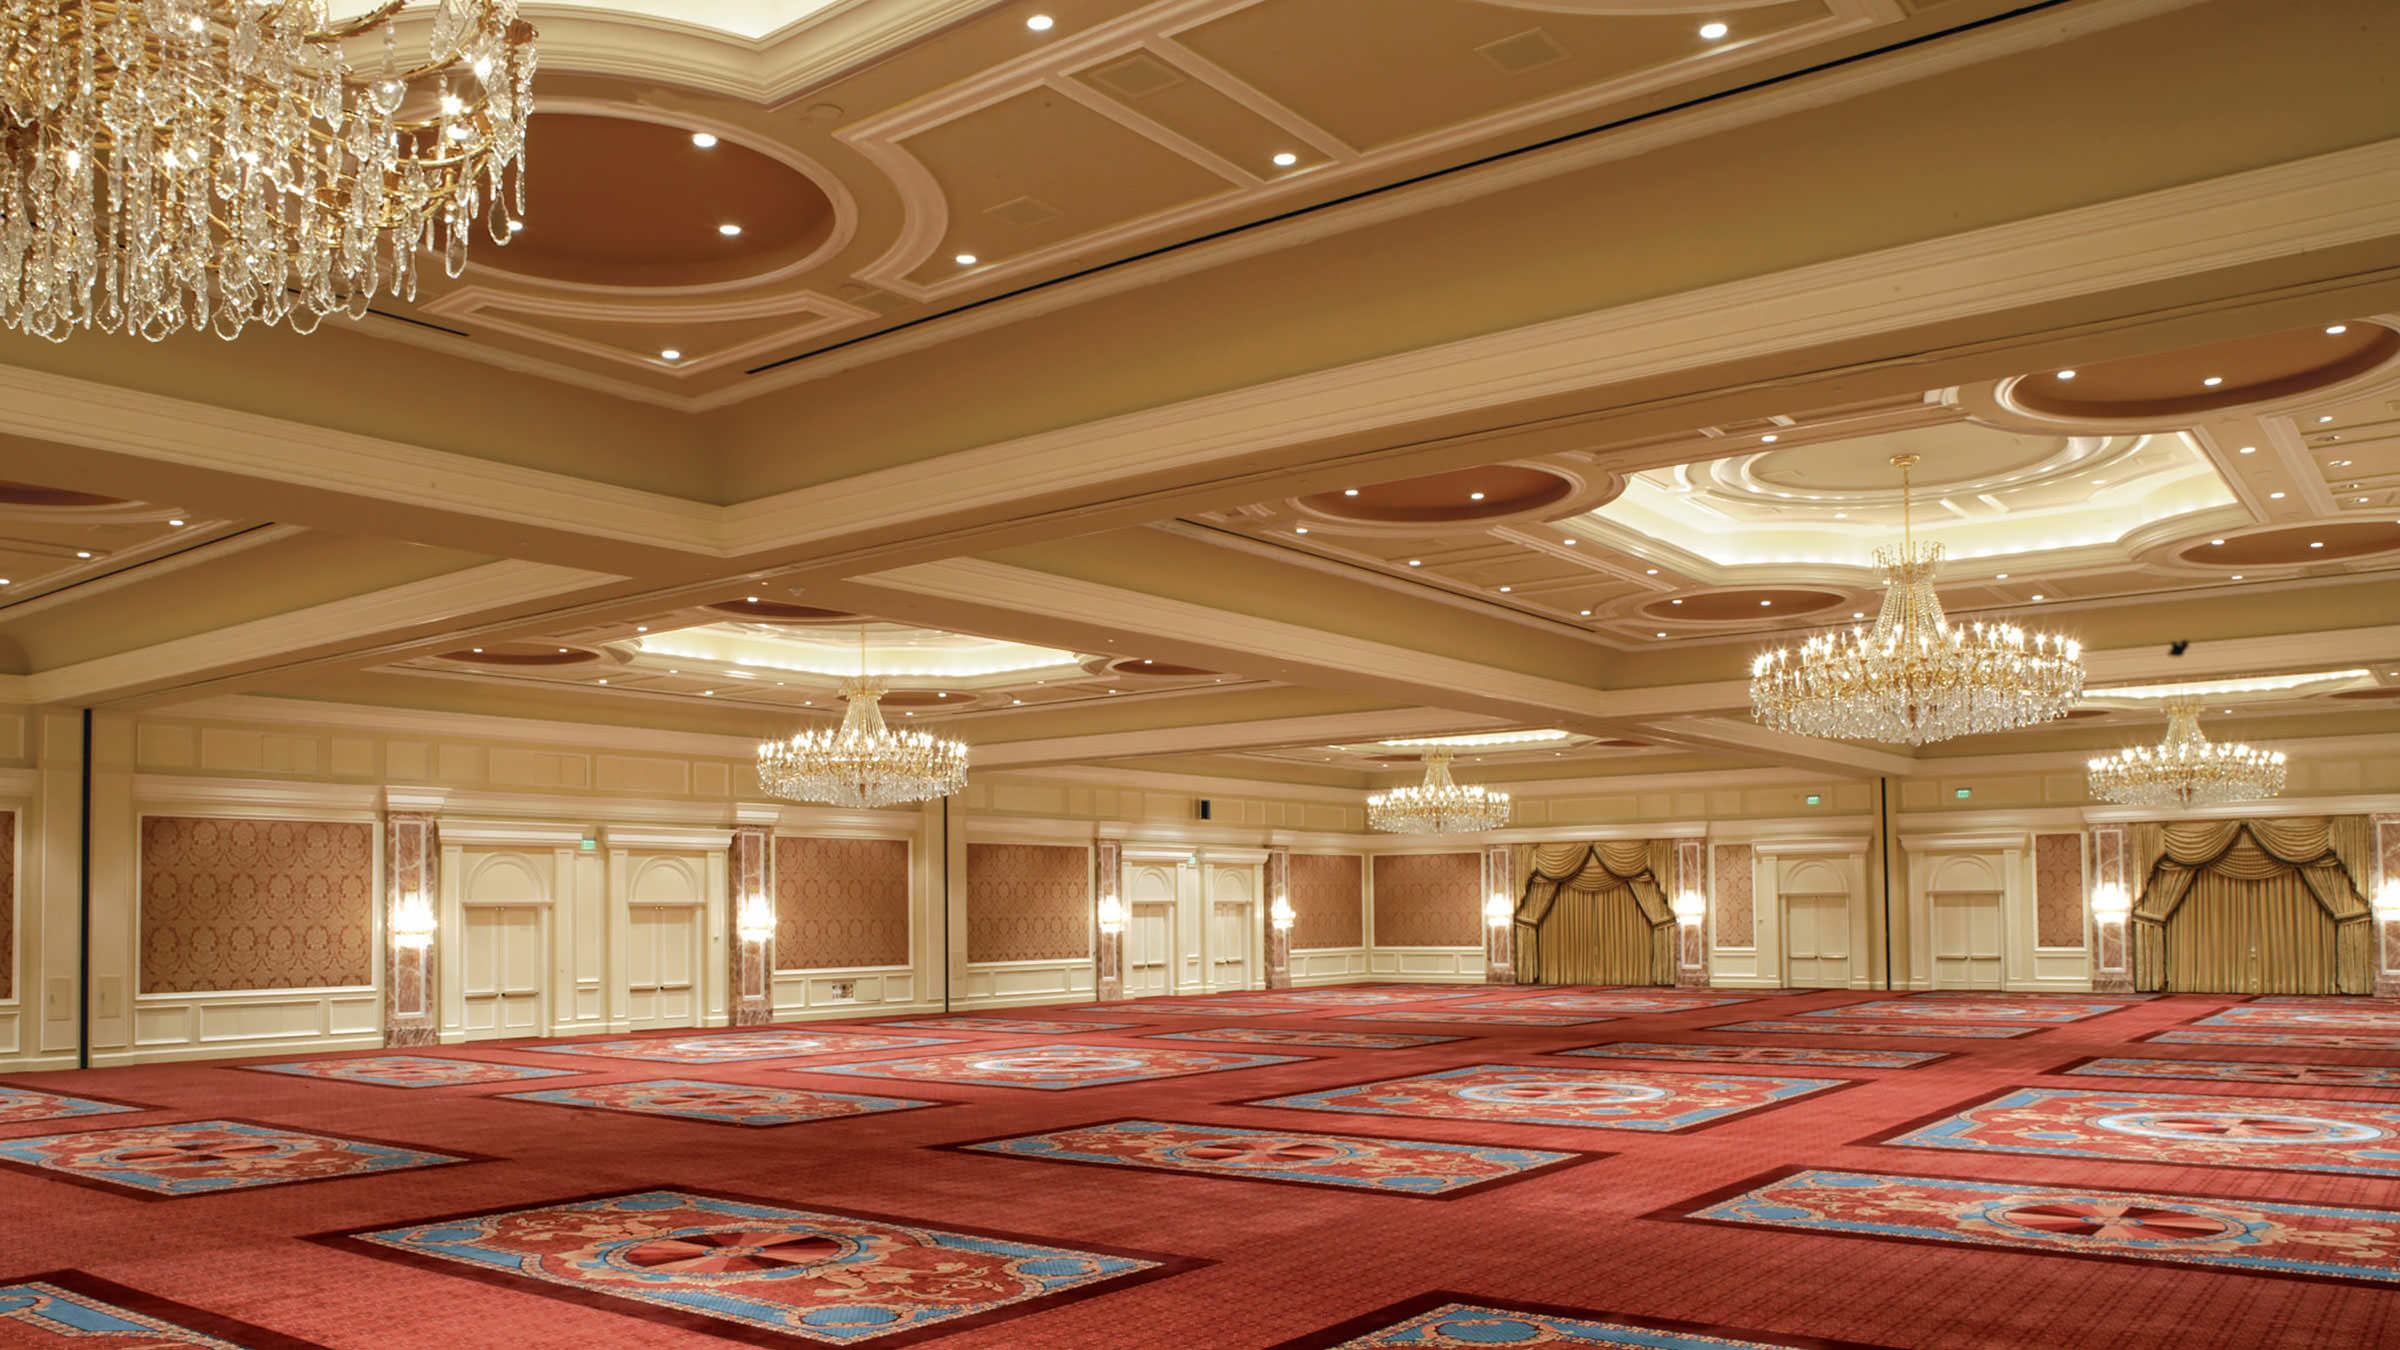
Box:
[580,838,599,851]
[1804,794,1821,806]
[1954,787,1973,800]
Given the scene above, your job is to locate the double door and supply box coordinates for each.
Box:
[459,905,546,1041]
[1930,891,2005,989]
[1782,894,1852,989]
[1126,902,1174,997]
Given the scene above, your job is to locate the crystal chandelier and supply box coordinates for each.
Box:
[1368,750,1510,835]
[1750,454,2084,745]
[2087,700,2285,809]
[756,628,969,809]
[0,0,537,341]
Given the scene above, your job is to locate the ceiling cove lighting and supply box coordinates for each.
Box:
[1368,751,1510,835]
[0,0,537,341]
[1750,454,2084,746]
[2088,701,2286,809]
[691,132,718,148]
[756,628,968,808]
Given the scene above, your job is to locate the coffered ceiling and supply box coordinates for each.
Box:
[3,0,2399,800]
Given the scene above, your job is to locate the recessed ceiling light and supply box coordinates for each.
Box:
[75,550,90,558]
[2270,492,2286,500]
[2238,445,2256,454]
[659,349,681,361]
[718,223,743,237]
[1579,609,1592,616]
[1343,488,1359,496]
[636,625,648,632]
[2055,370,2076,380]
[471,647,483,653]
[1469,492,1485,501]
[2091,479,2105,486]
[2361,497,2372,504]
[2202,376,2223,387]
[1272,151,1297,167]
[0,580,10,586]
[2327,324,2348,335]
[1833,512,1846,519]
[1759,599,1772,606]
[2335,460,2353,467]
[2318,416,2335,424]
[1671,599,1683,605]
[701,690,714,696]
[2031,593,2045,601]
[1562,538,1577,546]
[1656,631,1667,638]
[1026,13,1054,30]
[558,648,569,654]
[1645,568,1658,575]
[1013,698,1023,705]
[1294,526,1308,534]
[1406,559,1421,566]
[168,518,184,526]
[691,132,718,148]
[955,252,978,265]
[2310,540,2325,548]
[746,596,758,602]
[1698,21,1729,39]
[2210,539,2224,546]
[1498,585,1511,592]
[597,679,608,685]
[1760,434,1778,443]
[1852,611,1865,619]
[1996,572,2009,579]
[2230,574,2244,580]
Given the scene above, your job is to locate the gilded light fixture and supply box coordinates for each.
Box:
[1367,750,1510,835]
[391,891,436,949]
[1096,894,1125,934]
[1270,896,1295,932]
[0,0,537,341]
[2086,700,2285,810]
[756,627,969,809]
[735,893,774,943]
[1750,454,2084,745]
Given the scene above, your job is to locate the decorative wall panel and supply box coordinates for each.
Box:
[966,843,1089,964]
[1713,843,1755,949]
[1371,853,1480,948]
[0,811,13,1000]
[1289,853,1364,950]
[774,837,911,970]
[2034,832,2086,948]
[139,817,374,994]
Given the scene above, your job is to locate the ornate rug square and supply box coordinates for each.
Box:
[500,1079,940,1127]
[950,1119,1590,1197]
[1092,1001,1290,1017]
[2195,1005,2400,1032]
[1798,999,2121,1024]
[0,1119,470,1198]
[1247,1064,1844,1132]
[245,1055,575,1089]
[0,1085,141,1125]
[1459,994,1754,1013]
[1880,1086,2400,1176]
[320,1188,1193,1345]
[529,1031,958,1064]
[1712,1020,2039,1040]
[1560,1043,1945,1069]
[1148,1028,1463,1049]
[804,1043,1305,1091]
[869,1018,1139,1033]
[0,1271,334,1349]
[1334,1011,1616,1027]
[1259,989,1485,1005]
[2147,1028,2400,1051]
[2062,1057,2400,1089]
[1271,1294,1900,1349]
[1678,1168,2400,1286]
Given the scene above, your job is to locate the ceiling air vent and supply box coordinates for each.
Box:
[1477,28,1568,75]
[1087,52,1186,100]
[984,195,1064,229]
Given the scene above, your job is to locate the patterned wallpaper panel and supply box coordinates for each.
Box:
[140,816,374,994]
[1712,843,1755,949]
[1289,853,1364,950]
[775,836,911,971]
[966,843,1090,964]
[1371,852,1481,948]
[0,810,14,1000]
[2034,832,2086,949]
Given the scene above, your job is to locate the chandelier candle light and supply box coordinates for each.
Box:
[756,627,969,809]
[1750,454,2084,745]
[1368,750,1510,835]
[0,0,538,341]
[2086,700,2286,810]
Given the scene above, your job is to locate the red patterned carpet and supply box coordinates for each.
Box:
[5,985,2399,1348]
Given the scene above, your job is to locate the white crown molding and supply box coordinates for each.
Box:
[1901,830,2032,854]
[965,819,1097,848]
[145,694,765,761]
[439,817,594,846]
[130,774,383,814]
[601,823,735,851]
[994,762,1365,806]
[973,707,1511,770]
[1752,835,1873,858]
[384,787,450,814]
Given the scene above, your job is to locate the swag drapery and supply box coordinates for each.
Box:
[2127,817,2374,995]
[1509,840,1676,986]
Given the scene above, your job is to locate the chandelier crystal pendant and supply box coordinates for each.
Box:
[2087,700,2286,810]
[1750,454,2085,745]
[1368,750,1510,835]
[756,627,968,809]
[0,0,538,342]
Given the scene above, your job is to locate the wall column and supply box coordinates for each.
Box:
[2374,815,2400,1000]
[2087,825,2133,994]
[1265,847,1293,989]
[729,812,776,1027]
[1094,838,1124,1001]
[383,794,442,1047]
[1483,844,1515,984]
[1674,838,1708,987]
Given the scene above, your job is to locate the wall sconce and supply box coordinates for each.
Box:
[1670,891,1706,927]
[2089,881,2132,922]
[392,893,437,950]
[1271,896,1295,932]
[1483,893,1513,928]
[737,894,775,944]
[2376,879,2400,920]
[1097,894,1125,934]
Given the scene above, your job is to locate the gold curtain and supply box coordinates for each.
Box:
[1511,841,1673,986]
[2127,817,2372,994]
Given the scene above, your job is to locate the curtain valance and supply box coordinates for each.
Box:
[2128,816,2373,994]
[1511,840,1676,984]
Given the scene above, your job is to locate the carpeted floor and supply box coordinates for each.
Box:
[4,984,2398,1348]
